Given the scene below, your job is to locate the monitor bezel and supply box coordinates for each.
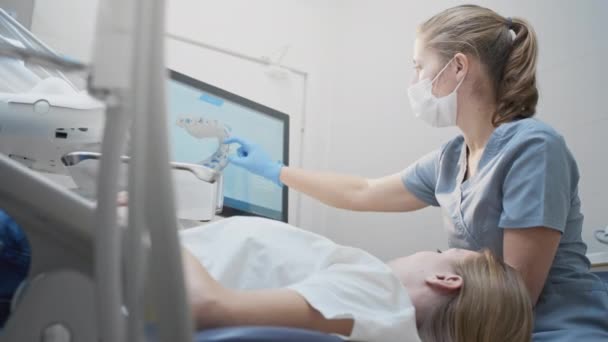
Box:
[168,69,290,222]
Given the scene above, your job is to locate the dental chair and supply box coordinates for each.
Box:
[195,327,342,342]
[0,4,342,342]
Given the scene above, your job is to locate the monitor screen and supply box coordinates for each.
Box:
[168,70,289,222]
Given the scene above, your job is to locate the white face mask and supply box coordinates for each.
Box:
[407,57,465,127]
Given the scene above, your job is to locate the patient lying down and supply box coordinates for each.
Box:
[180,216,533,342]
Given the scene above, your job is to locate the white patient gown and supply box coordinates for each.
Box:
[180,216,420,342]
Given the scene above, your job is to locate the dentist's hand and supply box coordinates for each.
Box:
[224,137,284,187]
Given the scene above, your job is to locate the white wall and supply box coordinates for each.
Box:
[30,0,608,259]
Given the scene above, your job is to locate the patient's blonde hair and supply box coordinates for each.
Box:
[418,250,533,342]
[418,4,538,126]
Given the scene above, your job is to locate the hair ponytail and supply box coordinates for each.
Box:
[494,18,539,126]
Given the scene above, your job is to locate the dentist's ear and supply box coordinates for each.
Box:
[425,273,463,294]
[453,52,469,80]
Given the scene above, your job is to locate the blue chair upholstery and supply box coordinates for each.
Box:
[595,271,608,285]
[0,210,30,328]
[195,326,343,342]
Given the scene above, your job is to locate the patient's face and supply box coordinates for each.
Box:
[387,248,478,285]
[388,249,480,327]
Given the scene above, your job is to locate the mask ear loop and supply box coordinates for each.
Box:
[430,56,466,94]
[430,56,456,84]
[452,71,466,92]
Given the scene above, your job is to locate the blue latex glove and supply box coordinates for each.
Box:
[224,137,284,187]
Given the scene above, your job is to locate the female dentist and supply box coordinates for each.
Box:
[225,4,608,341]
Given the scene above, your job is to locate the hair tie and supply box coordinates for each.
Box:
[506,17,513,30]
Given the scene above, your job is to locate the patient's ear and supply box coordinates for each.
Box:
[425,273,463,293]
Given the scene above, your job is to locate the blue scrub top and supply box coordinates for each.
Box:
[403,118,608,340]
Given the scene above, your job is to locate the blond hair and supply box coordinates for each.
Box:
[418,4,538,126]
[418,250,533,342]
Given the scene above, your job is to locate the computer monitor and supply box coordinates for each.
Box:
[167,70,289,222]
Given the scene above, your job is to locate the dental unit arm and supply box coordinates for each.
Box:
[60,115,230,221]
[62,148,227,222]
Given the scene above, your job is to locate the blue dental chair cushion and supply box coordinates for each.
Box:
[195,326,343,342]
[596,271,608,284]
[0,210,30,328]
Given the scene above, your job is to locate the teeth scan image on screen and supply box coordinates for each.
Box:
[168,70,289,221]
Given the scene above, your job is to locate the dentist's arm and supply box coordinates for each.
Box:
[282,168,428,212]
[225,137,428,212]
